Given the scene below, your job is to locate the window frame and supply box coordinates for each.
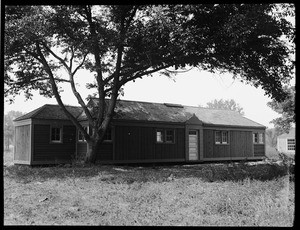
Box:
[78,126,89,142]
[215,130,229,145]
[156,129,175,144]
[50,126,63,143]
[287,138,295,151]
[156,129,164,143]
[253,132,264,144]
[103,127,112,142]
[165,129,175,144]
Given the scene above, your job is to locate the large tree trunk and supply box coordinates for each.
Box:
[85,139,100,164]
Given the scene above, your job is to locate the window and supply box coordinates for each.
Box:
[215,131,229,144]
[222,131,228,144]
[253,132,264,144]
[51,127,62,142]
[103,128,112,141]
[156,129,175,144]
[287,139,295,151]
[78,126,89,142]
[156,129,164,143]
[215,131,221,144]
[165,130,175,143]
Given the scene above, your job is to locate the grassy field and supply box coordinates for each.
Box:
[4,148,295,226]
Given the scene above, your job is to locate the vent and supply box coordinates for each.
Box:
[164,103,184,108]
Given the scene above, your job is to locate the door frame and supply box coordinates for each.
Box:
[188,129,199,161]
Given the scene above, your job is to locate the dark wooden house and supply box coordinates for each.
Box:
[14,99,266,165]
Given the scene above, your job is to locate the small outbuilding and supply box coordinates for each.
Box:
[14,99,266,165]
[277,128,295,154]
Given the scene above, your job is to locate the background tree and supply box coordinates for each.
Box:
[4,4,295,163]
[265,127,280,148]
[205,99,245,115]
[4,111,23,150]
[267,86,295,134]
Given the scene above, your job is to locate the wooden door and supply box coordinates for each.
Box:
[189,130,198,160]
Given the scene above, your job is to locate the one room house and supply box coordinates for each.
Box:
[13,98,266,165]
[277,127,295,154]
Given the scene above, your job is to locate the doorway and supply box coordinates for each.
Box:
[188,130,198,160]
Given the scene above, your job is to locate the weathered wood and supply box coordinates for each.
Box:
[33,124,76,163]
[203,129,259,159]
[14,125,31,163]
[114,125,185,161]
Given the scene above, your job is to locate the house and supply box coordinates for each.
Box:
[277,128,295,154]
[13,98,266,165]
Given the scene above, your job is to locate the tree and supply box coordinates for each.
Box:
[265,127,280,148]
[205,99,245,115]
[4,111,23,150]
[267,86,295,134]
[4,4,295,163]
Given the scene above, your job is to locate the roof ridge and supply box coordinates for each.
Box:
[91,98,245,114]
[44,104,81,108]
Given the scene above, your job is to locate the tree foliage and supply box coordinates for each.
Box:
[267,86,295,134]
[4,4,295,163]
[265,128,280,148]
[4,111,23,150]
[205,99,245,115]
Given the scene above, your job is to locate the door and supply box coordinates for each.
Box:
[189,130,198,160]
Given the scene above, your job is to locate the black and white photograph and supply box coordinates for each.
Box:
[4,4,295,226]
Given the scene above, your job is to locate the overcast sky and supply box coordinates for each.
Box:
[4,68,295,128]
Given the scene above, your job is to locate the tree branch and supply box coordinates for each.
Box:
[35,41,90,141]
[84,5,106,131]
[41,42,70,71]
[72,52,88,76]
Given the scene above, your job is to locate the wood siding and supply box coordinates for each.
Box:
[230,131,253,158]
[114,126,185,161]
[76,142,113,161]
[33,124,76,162]
[254,144,265,157]
[203,129,254,159]
[14,125,31,162]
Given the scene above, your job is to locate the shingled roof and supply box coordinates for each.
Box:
[82,98,265,128]
[14,99,265,128]
[14,104,83,121]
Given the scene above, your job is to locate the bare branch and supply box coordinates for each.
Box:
[41,42,70,71]
[70,46,74,71]
[35,41,90,140]
[84,5,105,129]
[72,52,88,76]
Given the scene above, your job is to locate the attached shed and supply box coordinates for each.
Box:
[14,105,83,165]
[277,128,295,154]
[14,99,266,165]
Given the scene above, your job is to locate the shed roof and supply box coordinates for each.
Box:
[14,99,265,128]
[277,128,295,139]
[14,104,83,121]
[82,98,265,128]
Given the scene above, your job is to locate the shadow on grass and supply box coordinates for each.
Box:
[4,160,294,184]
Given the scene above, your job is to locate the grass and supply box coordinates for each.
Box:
[4,148,295,226]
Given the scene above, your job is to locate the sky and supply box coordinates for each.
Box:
[4,68,294,128]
